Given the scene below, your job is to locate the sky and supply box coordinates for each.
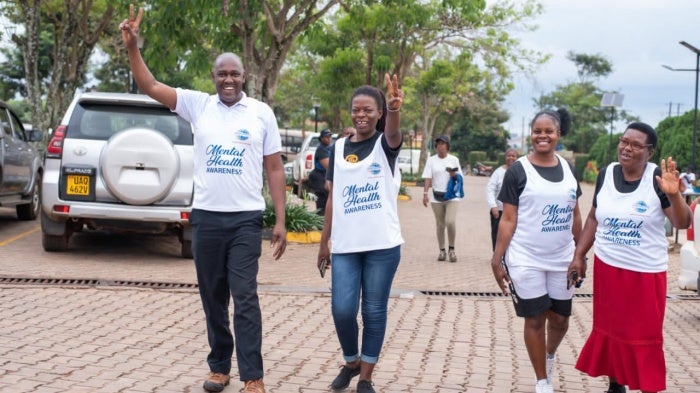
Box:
[502,0,700,138]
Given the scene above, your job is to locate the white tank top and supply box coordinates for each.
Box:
[330,136,404,253]
[506,154,577,269]
[594,163,667,272]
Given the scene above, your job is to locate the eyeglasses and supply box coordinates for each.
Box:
[618,137,652,151]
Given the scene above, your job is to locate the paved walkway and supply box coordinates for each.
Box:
[1,176,700,392]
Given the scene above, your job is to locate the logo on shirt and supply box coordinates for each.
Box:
[634,200,648,213]
[237,129,250,141]
[368,162,382,176]
[569,188,577,202]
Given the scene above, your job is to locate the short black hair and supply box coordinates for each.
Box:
[351,85,387,132]
[625,122,657,149]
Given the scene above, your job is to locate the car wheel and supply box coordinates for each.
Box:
[42,232,69,252]
[100,128,180,205]
[181,240,193,259]
[16,173,41,220]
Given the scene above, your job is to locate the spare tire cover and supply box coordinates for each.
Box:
[100,128,180,205]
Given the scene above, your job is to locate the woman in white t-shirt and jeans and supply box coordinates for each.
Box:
[490,108,582,393]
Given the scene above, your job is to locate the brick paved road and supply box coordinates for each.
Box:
[1,175,699,392]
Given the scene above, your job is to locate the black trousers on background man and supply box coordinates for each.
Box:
[490,210,502,251]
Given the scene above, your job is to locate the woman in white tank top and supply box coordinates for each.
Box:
[490,108,582,393]
[570,122,692,393]
[316,75,404,393]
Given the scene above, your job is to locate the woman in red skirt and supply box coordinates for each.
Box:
[568,122,692,392]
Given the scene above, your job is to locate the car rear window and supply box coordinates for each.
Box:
[67,103,193,145]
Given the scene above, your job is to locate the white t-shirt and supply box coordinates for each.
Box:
[174,89,281,212]
[421,153,462,202]
[486,165,507,210]
[680,172,696,194]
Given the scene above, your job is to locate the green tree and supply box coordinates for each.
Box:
[140,0,342,105]
[656,110,697,169]
[535,51,636,154]
[289,0,546,173]
[1,0,116,133]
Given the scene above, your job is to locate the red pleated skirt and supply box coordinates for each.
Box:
[575,255,667,392]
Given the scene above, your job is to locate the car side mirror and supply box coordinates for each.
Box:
[28,129,44,142]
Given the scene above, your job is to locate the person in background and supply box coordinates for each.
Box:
[490,108,582,393]
[679,165,696,195]
[317,74,404,393]
[422,135,462,262]
[444,167,464,201]
[571,123,692,393]
[486,148,519,250]
[308,129,333,215]
[341,126,356,139]
[121,6,287,393]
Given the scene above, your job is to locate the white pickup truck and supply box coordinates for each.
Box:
[291,132,336,197]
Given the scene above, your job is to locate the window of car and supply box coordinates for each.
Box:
[67,103,193,145]
[7,110,26,141]
[0,108,12,139]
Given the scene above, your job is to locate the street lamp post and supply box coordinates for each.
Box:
[600,92,624,165]
[312,99,320,133]
[663,40,700,170]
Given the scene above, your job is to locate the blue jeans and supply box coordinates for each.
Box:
[190,209,263,381]
[331,245,401,364]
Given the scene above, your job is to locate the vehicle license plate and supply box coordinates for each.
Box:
[66,175,90,196]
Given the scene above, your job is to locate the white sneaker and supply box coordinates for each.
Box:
[545,353,556,383]
[535,379,554,393]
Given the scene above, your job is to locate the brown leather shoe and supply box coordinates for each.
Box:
[203,372,230,392]
[243,379,265,393]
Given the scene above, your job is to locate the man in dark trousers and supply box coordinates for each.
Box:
[120,5,287,393]
[309,129,333,215]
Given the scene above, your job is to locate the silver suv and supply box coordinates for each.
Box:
[41,92,194,257]
[0,100,44,220]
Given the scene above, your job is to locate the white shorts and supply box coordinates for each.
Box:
[506,264,574,317]
[508,265,572,300]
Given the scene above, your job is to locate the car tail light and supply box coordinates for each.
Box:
[304,153,313,170]
[180,211,190,221]
[53,205,70,213]
[46,125,67,158]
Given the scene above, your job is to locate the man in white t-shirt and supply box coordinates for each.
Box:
[121,6,286,393]
[422,135,462,262]
[679,166,696,195]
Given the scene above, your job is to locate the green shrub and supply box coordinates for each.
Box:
[582,161,599,184]
[574,154,589,180]
[401,172,420,182]
[263,196,324,232]
[468,151,488,168]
